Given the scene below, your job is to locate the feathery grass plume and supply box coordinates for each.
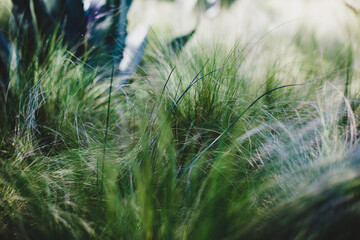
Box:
[0,36,122,238]
[1,0,360,239]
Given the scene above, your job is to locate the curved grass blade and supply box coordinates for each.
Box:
[147,64,222,153]
[171,59,223,112]
[178,83,307,178]
[99,61,115,198]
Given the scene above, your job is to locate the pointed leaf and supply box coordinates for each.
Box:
[32,0,55,35]
[118,21,150,85]
[0,31,10,98]
[63,0,87,45]
[11,0,37,66]
[169,29,195,54]
[86,0,132,67]
[113,0,133,63]
[37,0,87,47]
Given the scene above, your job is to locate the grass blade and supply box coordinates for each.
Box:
[180,83,307,176]
[99,61,115,197]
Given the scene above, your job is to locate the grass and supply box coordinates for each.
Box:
[2,0,360,239]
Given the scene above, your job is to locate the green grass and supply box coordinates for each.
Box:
[2,1,360,239]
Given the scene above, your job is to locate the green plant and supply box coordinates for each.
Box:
[1,0,360,239]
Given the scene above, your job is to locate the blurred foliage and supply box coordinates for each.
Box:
[1,0,360,239]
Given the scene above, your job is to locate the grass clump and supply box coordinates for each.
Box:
[2,0,360,239]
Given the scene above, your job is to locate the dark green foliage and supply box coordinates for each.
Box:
[9,0,132,67]
[1,1,360,239]
[31,0,87,46]
[169,29,196,54]
[87,0,132,66]
[0,31,9,100]
[11,0,37,66]
[58,0,87,45]
[32,0,55,35]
